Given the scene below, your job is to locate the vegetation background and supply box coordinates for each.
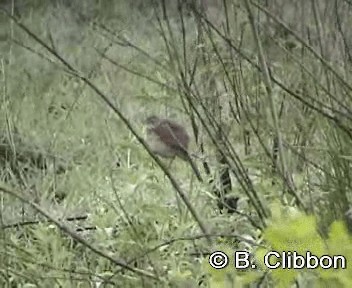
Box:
[0,0,351,287]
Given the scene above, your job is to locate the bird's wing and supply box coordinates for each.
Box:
[154,121,190,151]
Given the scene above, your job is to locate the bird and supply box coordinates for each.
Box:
[144,115,203,181]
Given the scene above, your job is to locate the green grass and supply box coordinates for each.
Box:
[0,0,352,287]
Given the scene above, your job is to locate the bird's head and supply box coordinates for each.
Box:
[145,115,161,127]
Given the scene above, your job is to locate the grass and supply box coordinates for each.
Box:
[0,0,352,287]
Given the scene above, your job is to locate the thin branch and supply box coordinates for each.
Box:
[0,183,158,280]
[0,8,212,246]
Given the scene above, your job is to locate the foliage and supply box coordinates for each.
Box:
[0,0,351,287]
[205,204,352,287]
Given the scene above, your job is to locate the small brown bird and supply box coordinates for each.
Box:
[145,115,203,181]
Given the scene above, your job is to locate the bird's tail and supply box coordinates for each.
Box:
[185,153,203,182]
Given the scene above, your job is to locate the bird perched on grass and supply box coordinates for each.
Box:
[145,115,203,182]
